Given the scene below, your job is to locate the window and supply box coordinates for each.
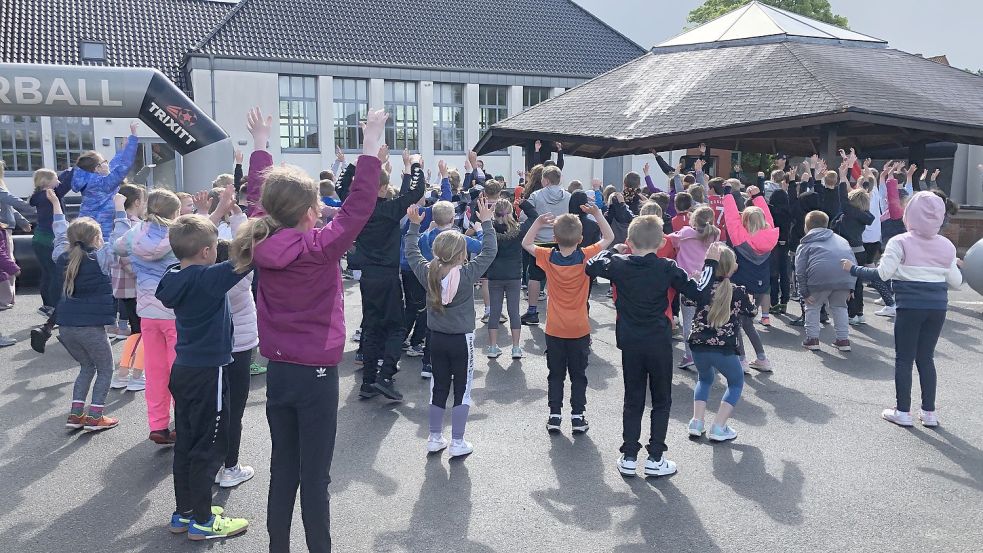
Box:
[333,78,368,151]
[384,81,418,151]
[80,41,107,62]
[0,116,43,173]
[478,85,508,134]
[433,83,464,152]
[523,87,551,109]
[278,75,319,150]
[52,117,95,171]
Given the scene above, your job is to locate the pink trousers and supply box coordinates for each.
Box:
[142,318,176,432]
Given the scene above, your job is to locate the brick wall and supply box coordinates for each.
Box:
[941,210,983,255]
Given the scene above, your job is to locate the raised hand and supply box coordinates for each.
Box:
[336,145,345,163]
[476,194,493,222]
[438,159,448,178]
[555,142,563,152]
[468,150,479,168]
[129,121,139,135]
[931,168,941,181]
[534,140,542,152]
[247,107,273,149]
[705,242,722,262]
[694,158,705,172]
[361,109,388,158]
[534,212,555,227]
[45,188,59,205]
[234,149,243,164]
[863,157,871,169]
[378,144,390,167]
[192,191,211,214]
[642,162,650,176]
[920,168,928,181]
[676,161,684,173]
[746,185,760,197]
[906,163,918,176]
[699,142,707,155]
[220,183,235,211]
[402,148,411,170]
[817,159,828,174]
[406,204,424,225]
[810,154,819,168]
[581,201,602,218]
[113,193,127,212]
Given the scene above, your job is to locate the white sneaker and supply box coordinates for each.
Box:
[485,345,502,359]
[125,374,146,392]
[875,305,897,317]
[919,410,939,427]
[448,439,473,457]
[874,298,885,305]
[741,359,751,375]
[881,408,913,427]
[110,371,130,390]
[644,455,677,477]
[218,464,255,488]
[427,434,448,453]
[748,358,772,372]
[708,424,738,442]
[688,418,705,437]
[855,315,866,325]
[848,316,860,326]
[617,454,637,476]
[511,346,524,359]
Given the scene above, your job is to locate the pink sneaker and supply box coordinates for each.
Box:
[759,315,771,327]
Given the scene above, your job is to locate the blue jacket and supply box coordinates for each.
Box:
[72,135,138,239]
[398,176,452,270]
[419,226,483,262]
[52,214,116,327]
[155,261,250,367]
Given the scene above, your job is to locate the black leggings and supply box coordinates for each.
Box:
[429,331,475,408]
[894,309,944,412]
[224,349,252,468]
[266,361,338,553]
[847,251,867,317]
[119,297,141,334]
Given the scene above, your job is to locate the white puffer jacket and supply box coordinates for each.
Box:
[228,213,258,353]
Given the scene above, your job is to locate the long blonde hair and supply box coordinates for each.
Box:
[62,217,103,298]
[741,206,769,234]
[230,166,319,272]
[146,189,181,227]
[493,198,518,233]
[707,246,737,328]
[690,206,720,245]
[426,232,467,313]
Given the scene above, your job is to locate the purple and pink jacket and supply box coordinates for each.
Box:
[252,154,380,367]
[724,193,779,292]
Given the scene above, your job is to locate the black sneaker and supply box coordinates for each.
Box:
[571,415,589,433]
[546,415,561,432]
[372,378,403,401]
[520,312,540,326]
[31,326,52,354]
[358,383,379,399]
[788,317,805,327]
[420,364,433,379]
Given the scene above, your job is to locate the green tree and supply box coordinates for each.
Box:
[688,0,849,28]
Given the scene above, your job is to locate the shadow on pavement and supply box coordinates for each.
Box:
[711,443,804,525]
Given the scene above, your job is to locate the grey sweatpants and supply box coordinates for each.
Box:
[59,326,114,407]
[805,289,850,341]
[487,279,521,330]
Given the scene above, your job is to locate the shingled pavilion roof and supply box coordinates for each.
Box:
[475,1,983,157]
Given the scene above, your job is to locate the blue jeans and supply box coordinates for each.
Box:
[692,350,745,407]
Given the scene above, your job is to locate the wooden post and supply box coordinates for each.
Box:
[820,125,838,164]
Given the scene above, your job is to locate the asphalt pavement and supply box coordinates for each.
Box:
[0,281,981,552]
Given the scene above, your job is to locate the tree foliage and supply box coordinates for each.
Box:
[687,0,849,28]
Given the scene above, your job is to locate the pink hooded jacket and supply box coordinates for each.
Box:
[723,194,779,255]
[252,154,380,367]
[667,226,713,276]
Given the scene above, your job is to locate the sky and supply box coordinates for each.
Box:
[573,0,981,71]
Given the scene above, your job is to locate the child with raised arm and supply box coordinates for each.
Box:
[586,216,718,476]
[523,202,614,433]
[842,191,962,428]
[29,168,69,315]
[229,108,385,553]
[155,203,251,541]
[52,190,127,432]
[404,198,497,457]
[723,184,777,372]
[667,206,720,369]
[796,211,856,352]
[72,121,140,240]
[831,155,875,326]
[687,245,757,443]
[484,198,537,359]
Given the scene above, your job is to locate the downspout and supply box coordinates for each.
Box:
[208,53,217,120]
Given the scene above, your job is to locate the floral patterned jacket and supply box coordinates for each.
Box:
[687,279,758,354]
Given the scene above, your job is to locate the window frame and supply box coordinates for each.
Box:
[478,85,510,155]
[522,86,551,109]
[51,117,95,171]
[384,81,419,152]
[432,83,465,153]
[79,40,107,62]
[0,115,43,174]
[278,75,320,152]
[332,78,368,152]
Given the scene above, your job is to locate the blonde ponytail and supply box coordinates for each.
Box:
[145,189,181,227]
[425,232,467,313]
[62,217,102,298]
[706,246,737,328]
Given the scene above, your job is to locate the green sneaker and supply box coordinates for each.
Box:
[249,363,267,376]
[169,506,224,533]
[188,513,248,540]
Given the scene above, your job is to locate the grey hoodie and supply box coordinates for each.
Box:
[794,228,856,298]
[529,185,571,243]
[405,220,497,334]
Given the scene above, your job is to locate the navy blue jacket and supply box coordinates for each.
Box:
[156,261,250,367]
[53,213,116,327]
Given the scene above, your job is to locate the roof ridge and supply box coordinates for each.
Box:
[781,41,847,111]
[566,0,646,53]
[720,2,757,40]
[192,0,253,53]
[757,2,829,38]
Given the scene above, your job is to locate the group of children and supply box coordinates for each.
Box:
[0,108,965,546]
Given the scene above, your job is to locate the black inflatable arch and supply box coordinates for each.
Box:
[0,63,231,192]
